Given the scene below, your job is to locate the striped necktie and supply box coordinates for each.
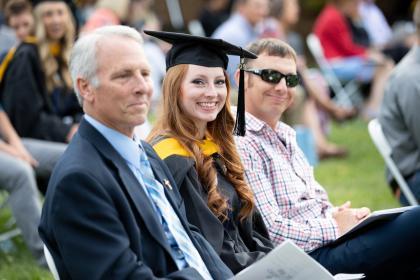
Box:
[138,148,213,280]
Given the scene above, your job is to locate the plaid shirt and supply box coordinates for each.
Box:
[235,112,339,252]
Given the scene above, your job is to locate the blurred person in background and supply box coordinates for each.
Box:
[127,0,165,114]
[359,0,416,63]
[1,0,34,76]
[72,0,97,27]
[379,0,420,205]
[81,0,130,33]
[0,104,66,266]
[127,0,159,31]
[4,0,34,41]
[199,0,231,37]
[314,0,394,120]
[212,0,269,81]
[0,2,17,55]
[0,0,81,143]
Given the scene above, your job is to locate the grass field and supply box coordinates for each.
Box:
[0,119,400,279]
[315,119,399,210]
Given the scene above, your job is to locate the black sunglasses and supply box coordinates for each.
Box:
[244,69,299,88]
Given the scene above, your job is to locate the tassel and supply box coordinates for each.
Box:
[233,56,246,136]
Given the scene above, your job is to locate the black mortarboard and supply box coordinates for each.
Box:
[32,0,69,6]
[143,30,257,136]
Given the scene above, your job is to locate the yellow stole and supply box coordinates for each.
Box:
[49,41,61,57]
[153,137,220,160]
[0,36,37,82]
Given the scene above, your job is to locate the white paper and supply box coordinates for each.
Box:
[332,206,416,245]
[234,240,364,280]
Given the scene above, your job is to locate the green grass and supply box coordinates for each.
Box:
[0,118,400,278]
[315,119,399,210]
[0,207,52,279]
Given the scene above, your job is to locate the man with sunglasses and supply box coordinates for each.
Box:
[235,38,420,279]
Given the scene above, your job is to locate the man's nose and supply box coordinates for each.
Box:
[133,73,151,94]
[274,77,288,91]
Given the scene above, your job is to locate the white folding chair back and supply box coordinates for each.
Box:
[44,244,60,280]
[368,119,418,206]
[306,33,363,108]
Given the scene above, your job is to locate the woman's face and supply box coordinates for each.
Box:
[9,12,34,41]
[180,64,228,133]
[41,2,69,41]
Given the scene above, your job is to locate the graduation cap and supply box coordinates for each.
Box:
[32,0,70,5]
[143,30,257,136]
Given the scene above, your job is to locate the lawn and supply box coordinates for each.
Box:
[0,119,400,279]
[316,119,399,210]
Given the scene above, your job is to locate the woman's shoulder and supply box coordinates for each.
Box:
[15,40,38,58]
[151,136,191,160]
[7,42,40,73]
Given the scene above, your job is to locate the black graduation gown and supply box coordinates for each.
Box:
[161,152,273,273]
[0,42,82,142]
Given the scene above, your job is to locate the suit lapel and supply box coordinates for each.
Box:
[146,153,193,234]
[78,119,172,254]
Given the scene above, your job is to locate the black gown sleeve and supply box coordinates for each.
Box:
[163,154,274,274]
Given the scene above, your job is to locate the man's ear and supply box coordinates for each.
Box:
[77,78,94,102]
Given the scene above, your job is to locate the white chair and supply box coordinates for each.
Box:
[306,33,363,109]
[368,119,418,206]
[44,244,60,280]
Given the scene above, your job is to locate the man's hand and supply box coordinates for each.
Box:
[333,204,371,237]
[0,141,38,167]
[355,207,371,220]
[333,208,360,237]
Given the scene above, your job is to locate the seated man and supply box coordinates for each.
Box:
[234,37,420,279]
[379,2,420,205]
[39,25,233,279]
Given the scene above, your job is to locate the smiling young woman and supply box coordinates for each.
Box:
[146,30,274,274]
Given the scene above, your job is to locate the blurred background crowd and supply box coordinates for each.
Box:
[0,0,418,276]
[0,0,417,159]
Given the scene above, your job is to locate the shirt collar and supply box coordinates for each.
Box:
[84,114,142,169]
[244,111,296,144]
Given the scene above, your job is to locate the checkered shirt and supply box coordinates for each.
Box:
[235,112,339,252]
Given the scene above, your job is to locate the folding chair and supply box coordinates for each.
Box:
[306,33,364,109]
[368,119,418,206]
[44,244,60,280]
